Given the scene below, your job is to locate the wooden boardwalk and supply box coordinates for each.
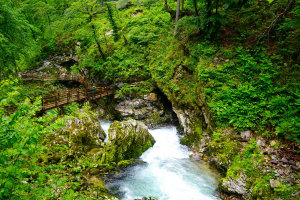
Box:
[42,86,115,111]
[1,74,115,114]
[1,86,115,114]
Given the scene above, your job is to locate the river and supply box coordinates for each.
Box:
[101,122,220,200]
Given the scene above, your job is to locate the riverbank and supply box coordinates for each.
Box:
[105,125,220,200]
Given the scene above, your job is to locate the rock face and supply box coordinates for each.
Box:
[240,130,252,142]
[221,175,248,196]
[100,119,155,163]
[114,92,175,128]
[66,110,106,147]
[171,105,208,147]
[172,106,197,135]
[20,53,78,76]
[46,109,106,161]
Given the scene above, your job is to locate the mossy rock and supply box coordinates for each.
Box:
[100,119,155,164]
[117,159,135,168]
[44,109,106,163]
[66,109,106,147]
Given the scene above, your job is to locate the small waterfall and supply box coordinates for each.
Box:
[100,120,112,142]
[105,125,220,200]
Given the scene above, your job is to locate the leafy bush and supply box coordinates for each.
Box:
[126,8,170,46]
[0,79,67,199]
[197,47,299,144]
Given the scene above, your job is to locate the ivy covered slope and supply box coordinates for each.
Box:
[0,0,299,199]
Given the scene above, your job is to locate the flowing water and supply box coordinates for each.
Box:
[100,120,112,141]
[102,123,220,200]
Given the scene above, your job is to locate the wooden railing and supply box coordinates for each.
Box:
[42,85,115,111]
[1,86,115,114]
[2,74,115,113]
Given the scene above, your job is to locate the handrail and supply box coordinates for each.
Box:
[41,85,115,111]
[1,85,115,114]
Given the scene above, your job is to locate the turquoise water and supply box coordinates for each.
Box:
[103,124,220,200]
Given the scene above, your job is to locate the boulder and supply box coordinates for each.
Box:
[221,174,248,196]
[136,197,157,200]
[44,109,106,162]
[270,179,281,189]
[240,130,251,142]
[114,92,172,127]
[66,109,106,146]
[100,119,155,163]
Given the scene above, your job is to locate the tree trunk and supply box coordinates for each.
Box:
[207,0,212,17]
[181,0,184,11]
[89,15,105,60]
[174,0,180,36]
[103,33,109,49]
[164,0,169,10]
[92,24,105,60]
[206,0,212,33]
[193,0,199,16]
[123,35,128,45]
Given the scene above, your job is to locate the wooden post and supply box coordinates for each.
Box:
[77,88,80,101]
[55,93,58,107]
[61,106,66,115]
[42,96,44,111]
[67,90,70,103]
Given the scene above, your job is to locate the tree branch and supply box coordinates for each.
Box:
[256,0,295,44]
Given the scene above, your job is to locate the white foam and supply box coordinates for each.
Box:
[109,125,219,200]
[100,121,112,142]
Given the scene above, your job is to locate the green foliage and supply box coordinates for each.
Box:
[0,80,114,199]
[0,79,67,199]
[276,2,300,59]
[116,81,154,97]
[0,0,40,78]
[197,46,300,144]
[106,2,120,41]
[177,16,201,37]
[65,102,81,115]
[207,130,241,173]
[126,7,171,46]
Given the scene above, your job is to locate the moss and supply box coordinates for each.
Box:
[87,148,102,155]
[179,118,205,147]
[117,159,134,168]
[100,120,155,164]
[207,130,241,174]
[149,110,167,125]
